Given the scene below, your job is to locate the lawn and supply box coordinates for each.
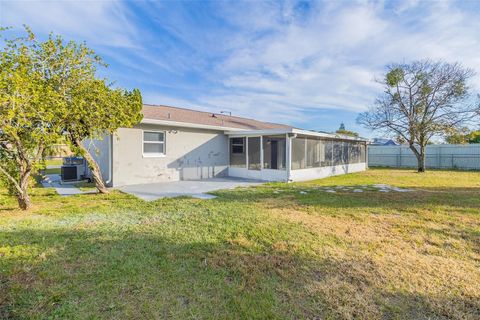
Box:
[0,169,479,319]
[44,159,63,167]
[42,168,61,175]
[42,158,63,175]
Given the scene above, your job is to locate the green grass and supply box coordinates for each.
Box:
[73,182,96,192]
[44,159,63,166]
[0,169,479,319]
[42,167,61,175]
[42,158,63,175]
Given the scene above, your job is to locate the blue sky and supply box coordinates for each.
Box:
[1,0,480,138]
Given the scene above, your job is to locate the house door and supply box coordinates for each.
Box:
[270,140,278,169]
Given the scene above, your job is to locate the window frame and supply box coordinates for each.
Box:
[142,130,166,157]
[231,137,245,154]
[247,136,262,170]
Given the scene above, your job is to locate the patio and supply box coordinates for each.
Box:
[118,177,262,201]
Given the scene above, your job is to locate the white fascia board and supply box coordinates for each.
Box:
[226,128,367,142]
[291,129,368,142]
[225,129,292,137]
[141,118,245,131]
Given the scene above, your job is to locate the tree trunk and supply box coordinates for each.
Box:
[17,188,31,210]
[417,151,426,172]
[409,144,426,173]
[73,138,109,194]
[17,169,32,210]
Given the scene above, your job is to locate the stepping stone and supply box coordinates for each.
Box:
[391,187,412,192]
[191,194,217,200]
[353,189,364,193]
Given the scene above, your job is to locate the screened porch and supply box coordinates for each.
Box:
[226,129,367,182]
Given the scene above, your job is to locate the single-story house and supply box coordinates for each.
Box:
[87,104,368,187]
[370,138,399,146]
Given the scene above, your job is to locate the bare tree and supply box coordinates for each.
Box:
[358,60,479,172]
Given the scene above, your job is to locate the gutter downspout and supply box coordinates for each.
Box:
[105,134,113,186]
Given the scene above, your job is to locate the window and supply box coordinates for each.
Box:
[143,131,165,156]
[230,137,246,167]
[292,137,333,170]
[306,138,323,168]
[342,142,349,164]
[359,143,366,163]
[323,140,333,166]
[291,137,306,170]
[349,142,361,164]
[231,138,244,154]
[248,137,261,170]
[333,141,343,165]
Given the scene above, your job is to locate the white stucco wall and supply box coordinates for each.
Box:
[111,124,229,187]
[289,162,367,182]
[228,163,366,182]
[228,167,288,181]
[83,135,112,185]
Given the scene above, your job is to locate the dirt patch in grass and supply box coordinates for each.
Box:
[267,204,480,319]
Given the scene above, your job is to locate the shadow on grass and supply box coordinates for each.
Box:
[212,184,480,211]
[368,166,480,173]
[1,228,478,319]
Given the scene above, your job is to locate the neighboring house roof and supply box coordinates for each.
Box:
[142,104,292,131]
[370,138,398,146]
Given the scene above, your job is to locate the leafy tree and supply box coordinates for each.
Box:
[0,27,62,209]
[446,129,480,144]
[445,134,467,144]
[468,131,480,143]
[445,127,470,144]
[64,81,142,193]
[336,123,359,137]
[1,27,143,209]
[358,60,480,172]
[24,28,143,194]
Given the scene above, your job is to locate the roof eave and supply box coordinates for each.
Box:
[224,128,293,136]
[141,118,247,131]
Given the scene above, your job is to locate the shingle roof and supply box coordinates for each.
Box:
[142,104,292,130]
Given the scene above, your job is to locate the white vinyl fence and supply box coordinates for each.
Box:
[368,144,480,170]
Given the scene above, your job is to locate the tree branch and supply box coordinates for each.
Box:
[0,163,22,194]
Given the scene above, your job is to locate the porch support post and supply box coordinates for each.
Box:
[260,135,264,170]
[246,137,249,170]
[365,142,369,169]
[286,133,292,182]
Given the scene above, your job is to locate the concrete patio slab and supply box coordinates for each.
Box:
[41,174,97,196]
[118,177,263,201]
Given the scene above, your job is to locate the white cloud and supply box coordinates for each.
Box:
[1,0,479,132]
[142,92,207,111]
[201,0,480,128]
[0,0,138,48]
[394,0,420,13]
